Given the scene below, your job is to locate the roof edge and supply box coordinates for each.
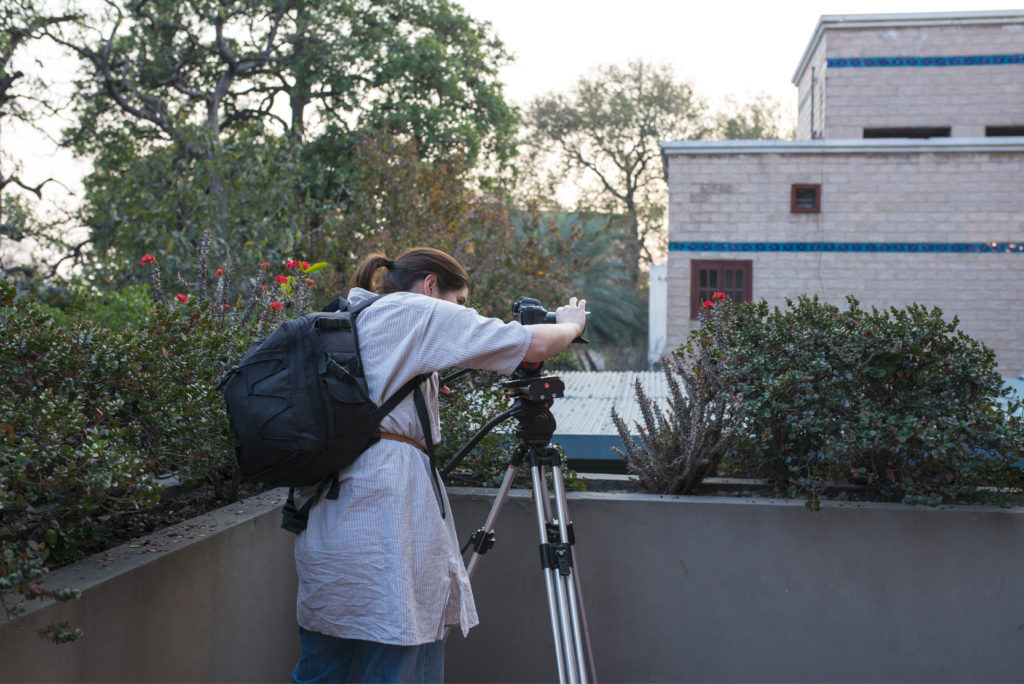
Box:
[660,137,1024,156]
[792,10,1024,86]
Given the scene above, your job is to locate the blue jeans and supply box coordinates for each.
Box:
[292,628,445,683]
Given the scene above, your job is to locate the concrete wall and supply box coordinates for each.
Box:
[663,145,1024,376]
[0,490,300,684]
[446,490,1024,683]
[4,488,1024,683]
[647,263,668,367]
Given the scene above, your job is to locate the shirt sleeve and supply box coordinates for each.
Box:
[411,297,533,376]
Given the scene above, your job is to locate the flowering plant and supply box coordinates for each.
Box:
[1,237,335,637]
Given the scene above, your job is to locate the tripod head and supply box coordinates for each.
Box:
[440,360,565,477]
[504,362,564,445]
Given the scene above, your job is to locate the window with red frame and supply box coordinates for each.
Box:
[790,184,821,213]
[690,260,752,319]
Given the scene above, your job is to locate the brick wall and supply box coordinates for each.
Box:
[795,36,827,140]
[664,149,1024,375]
[795,18,1024,140]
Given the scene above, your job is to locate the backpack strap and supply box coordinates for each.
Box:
[413,383,446,519]
[280,478,333,534]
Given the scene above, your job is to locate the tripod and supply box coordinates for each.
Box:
[441,364,597,684]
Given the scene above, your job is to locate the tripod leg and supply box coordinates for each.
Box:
[550,464,593,683]
[531,462,580,684]
[465,459,520,581]
[530,462,571,683]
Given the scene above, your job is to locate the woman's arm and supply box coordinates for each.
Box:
[522,297,587,363]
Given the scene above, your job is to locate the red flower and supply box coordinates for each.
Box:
[702,300,715,309]
[175,294,189,303]
[301,261,310,269]
[274,275,288,284]
[259,262,270,270]
[261,285,268,290]
[214,268,224,277]
[305,278,316,287]
[713,292,727,301]
[285,260,300,270]
[269,301,283,311]
[140,254,156,265]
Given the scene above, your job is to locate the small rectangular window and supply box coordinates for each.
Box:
[791,184,821,213]
[691,260,752,319]
[986,126,1024,137]
[863,127,950,138]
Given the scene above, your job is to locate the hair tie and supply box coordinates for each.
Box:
[383,258,395,269]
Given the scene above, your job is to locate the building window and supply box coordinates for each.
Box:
[690,260,752,319]
[863,127,950,138]
[986,126,1024,136]
[791,184,821,213]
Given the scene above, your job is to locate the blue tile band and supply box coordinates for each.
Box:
[828,54,1024,68]
[668,242,1024,253]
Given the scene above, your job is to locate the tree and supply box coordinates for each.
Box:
[51,0,517,285]
[512,210,646,370]
[0,0,81,280]
[521,60,708,286]
[337,132,577,319]
[712,93,793,140]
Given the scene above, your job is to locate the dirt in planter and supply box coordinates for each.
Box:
[43,477,271,572]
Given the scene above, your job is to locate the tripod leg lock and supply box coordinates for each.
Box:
[546,521,575,545]
[539,542,574,576]
[466,528,496,555]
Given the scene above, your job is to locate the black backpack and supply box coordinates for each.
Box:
[218,295,432,529]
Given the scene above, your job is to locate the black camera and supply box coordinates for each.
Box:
[513,297,586,343]
[513,297,556,325]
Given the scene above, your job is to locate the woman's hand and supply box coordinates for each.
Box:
[554,297,587,339]
[523,296,587,363]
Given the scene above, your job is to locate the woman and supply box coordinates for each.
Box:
[292,247,586,683]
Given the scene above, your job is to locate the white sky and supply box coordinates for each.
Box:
[456,0,1024,113]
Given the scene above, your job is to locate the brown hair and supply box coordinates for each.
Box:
[349,247,470,296]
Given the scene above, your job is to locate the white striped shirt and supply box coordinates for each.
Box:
[294,288,532,645]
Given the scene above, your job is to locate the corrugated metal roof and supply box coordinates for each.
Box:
[547,373,1024,436]
[550,371,672,437]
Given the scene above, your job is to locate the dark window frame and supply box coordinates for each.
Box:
[863,127,951,139]
[986,125,1024,137]
[791,183,821,213]
[690,260,753,320]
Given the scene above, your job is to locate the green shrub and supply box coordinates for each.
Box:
[437,371,522,488]
[0,244,322,637]
[35,283,155,331]
[704,295,1024,507]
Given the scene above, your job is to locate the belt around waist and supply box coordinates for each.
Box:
[380,431,426,453]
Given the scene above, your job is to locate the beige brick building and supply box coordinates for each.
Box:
[661,10,1024,376]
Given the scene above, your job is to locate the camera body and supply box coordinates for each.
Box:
[513,297,556,326]
[513,297,586,345]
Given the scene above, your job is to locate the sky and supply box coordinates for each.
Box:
[7,1,1024,226]
[455,1,1024,113]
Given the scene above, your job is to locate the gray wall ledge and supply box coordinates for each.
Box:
[660,137,1024,156]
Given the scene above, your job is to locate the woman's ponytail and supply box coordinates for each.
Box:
[349,247,468,296]
[349,253,394,293]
